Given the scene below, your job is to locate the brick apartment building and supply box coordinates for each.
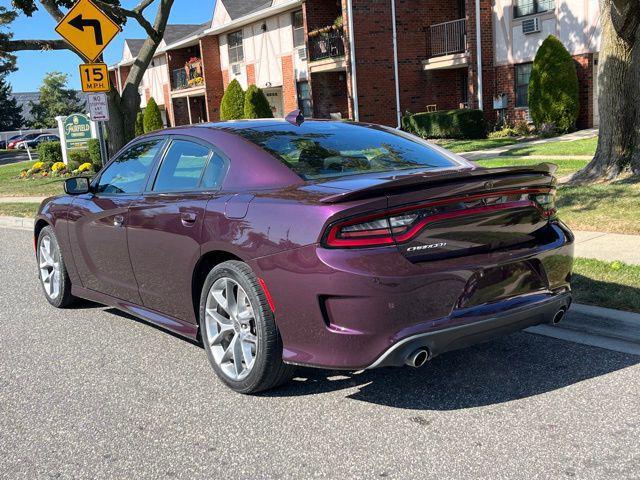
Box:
[110,0,601,130]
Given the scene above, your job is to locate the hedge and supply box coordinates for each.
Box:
[67,149,91,171]
[87,138,103,169]
[529,35,579,133]
[143,97,163,132]
[220,79,245,120]
[244,84,273,119]
[36,141,63,164]
[402,109,487,139]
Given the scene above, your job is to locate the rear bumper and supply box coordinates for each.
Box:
[367,291,572,368]
[250,222,574,370]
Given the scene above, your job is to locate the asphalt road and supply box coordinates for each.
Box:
[0,150,36,166]
[1,227,639,479]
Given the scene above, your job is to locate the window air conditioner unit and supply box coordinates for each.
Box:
[298,48,307,61]
[522,17,541,35]
[231,63,241,76]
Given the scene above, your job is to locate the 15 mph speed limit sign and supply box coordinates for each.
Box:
[79,62,110,92]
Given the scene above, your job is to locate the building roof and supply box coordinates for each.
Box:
[163,23,209,44]
[124,39,146,58]
[221,0,273,20]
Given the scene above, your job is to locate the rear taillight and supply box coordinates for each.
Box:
[323,188,555,248]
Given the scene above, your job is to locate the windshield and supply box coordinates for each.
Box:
[231,122,463,180]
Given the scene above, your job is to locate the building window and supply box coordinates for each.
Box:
[228,30,244,64]
[514,0,555,18]
[515,63,533,108]
[292,10,305,48]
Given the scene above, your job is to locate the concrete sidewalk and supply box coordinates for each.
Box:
[573,231,640,265]
[0,196,47,204]
[461,128,598,161]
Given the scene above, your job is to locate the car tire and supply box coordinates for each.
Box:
[37,226,76,308]
[199,260,295,394]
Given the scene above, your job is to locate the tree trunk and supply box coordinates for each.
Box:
[570,0,640,183]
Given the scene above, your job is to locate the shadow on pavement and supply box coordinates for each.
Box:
[97,304,638,410]
[265,332,638,410]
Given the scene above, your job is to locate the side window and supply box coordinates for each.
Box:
[228,30,244,64]
[515,63,533,108]
[201,153,227,190]
[152,140,211,192]
[96,139,164,194]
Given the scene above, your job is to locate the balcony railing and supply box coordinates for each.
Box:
[171,59,204,90]
[428,18,467,58]
[308,27,346,62]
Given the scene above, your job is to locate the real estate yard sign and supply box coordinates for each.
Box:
[56,113,98,164]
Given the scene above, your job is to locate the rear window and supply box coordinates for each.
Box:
[232,122,460,180]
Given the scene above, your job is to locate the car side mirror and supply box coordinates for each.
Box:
[64,177,91,195]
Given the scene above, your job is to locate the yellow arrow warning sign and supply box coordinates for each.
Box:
[55,0,120,62]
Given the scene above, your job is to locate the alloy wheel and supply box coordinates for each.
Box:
[39,235,60,300]
[204,277,258,381]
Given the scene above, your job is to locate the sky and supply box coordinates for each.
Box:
[2,0,216,92]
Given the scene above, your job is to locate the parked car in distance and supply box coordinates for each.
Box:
[0,134,22,150]
[16,134,60,149]
[34,117,574,394]
[7,133,41,149]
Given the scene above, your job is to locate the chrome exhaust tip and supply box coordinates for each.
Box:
[405,348,430,368]
[552,308,567,325]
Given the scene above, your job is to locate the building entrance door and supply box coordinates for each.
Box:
[264,87,283,118]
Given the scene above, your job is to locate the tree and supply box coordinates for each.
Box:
[29,71,84,128]
[1,0,176,154]
[529,35,579,133]
[0,73,24,129]
[135,111,144,136]
[571,0,640,182]
[143,97,163,132]
[0,6,17,74]
[244,84,274,119]
[220,79,245,120]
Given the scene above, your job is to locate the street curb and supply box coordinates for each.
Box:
[527,303,640,355]
[0,215,34,230]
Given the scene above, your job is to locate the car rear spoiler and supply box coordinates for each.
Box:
[319,163,558,204]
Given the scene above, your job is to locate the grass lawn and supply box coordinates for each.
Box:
[434,137,523,153]
[0,161,64,197]
[501,137,598,157]
[476,157,588,177]
[572,258,640,313]
[556,176,640,234]
[0,202,40,217]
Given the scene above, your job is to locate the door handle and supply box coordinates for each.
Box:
[181,212,197,226]
[113,215,124,228]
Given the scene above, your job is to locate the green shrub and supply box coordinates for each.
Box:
[244,84,273,119]
[220,79,245,120]
[87,138,103,168]
[402,109,487,139]
[529,35,579,133]
[488,127,517,139]
[37,141,63,164]
[143,97,164,132]
[67,149,91,171]
[135,111,144,136]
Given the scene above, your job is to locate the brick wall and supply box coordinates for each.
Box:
[281,55,298,113]
[574,53,594,129]
[310,72,349,118]
[200,35,224,121]
[304,0,341,31]
[222,69,230,89]
[246,64,256,86]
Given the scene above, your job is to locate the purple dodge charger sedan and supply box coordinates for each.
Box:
[35,118,574,393]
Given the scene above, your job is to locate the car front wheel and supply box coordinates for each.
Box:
[199,260,295,394]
